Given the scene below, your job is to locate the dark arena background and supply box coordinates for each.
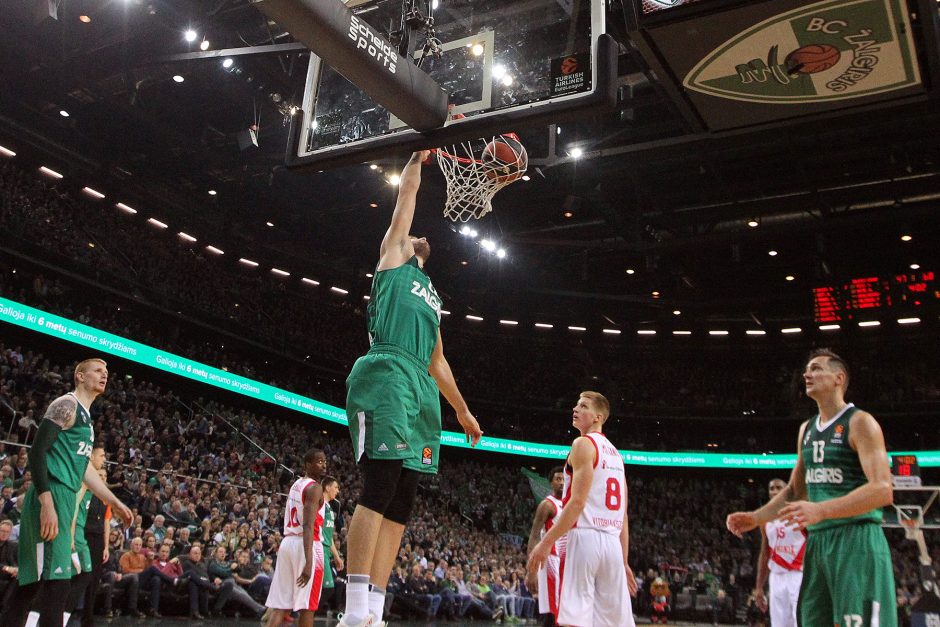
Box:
[1,0,939,626]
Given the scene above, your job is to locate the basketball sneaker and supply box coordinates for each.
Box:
[336,613,375,627]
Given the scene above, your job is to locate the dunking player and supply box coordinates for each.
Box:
[264,449,328,627]
[727,349,896,627]
[753,478,805,627]
[0,358,132,627]
[342,150,483,627]
[528,392,637,627]
[526,467,565,626]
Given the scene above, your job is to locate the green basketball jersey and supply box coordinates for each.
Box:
[801,403,882,531]
[46,393,94,492]
[368,256,442,365]
[75,487,93,534]
[322,503,335,548]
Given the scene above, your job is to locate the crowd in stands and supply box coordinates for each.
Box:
[0,346,936,623]
[3,159,940,449]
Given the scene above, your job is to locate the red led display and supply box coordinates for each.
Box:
[813,271,936,322]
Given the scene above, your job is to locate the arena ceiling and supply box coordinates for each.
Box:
[1,0,939,329]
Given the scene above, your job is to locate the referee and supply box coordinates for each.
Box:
[81,467,110,627]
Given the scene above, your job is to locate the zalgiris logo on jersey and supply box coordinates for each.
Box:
[683,0,920,104]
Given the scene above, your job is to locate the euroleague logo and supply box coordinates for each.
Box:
[421,447,433,465]
[348,15,397,74]
[560,56,579,75]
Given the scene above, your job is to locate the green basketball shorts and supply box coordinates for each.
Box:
[346,346,441,475]
[74,525,93,573]
[797,522,896,627]
[17,483,80,584]
[322,547,334,589]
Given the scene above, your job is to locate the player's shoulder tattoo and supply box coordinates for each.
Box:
[43,394,77,428]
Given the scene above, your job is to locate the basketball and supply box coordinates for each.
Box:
[481,134,528,184]
[785,44,841,74]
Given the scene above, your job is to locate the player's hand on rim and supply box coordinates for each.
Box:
[725,511,758,537]
[457,410,483,447]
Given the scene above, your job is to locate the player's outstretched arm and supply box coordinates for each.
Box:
[378,151,431,271]
[779,411,892,530]
[83,463,132,527]
[297,481,324,587]
[727,421,809,537]
[528,438,594,574]
[429,330,482,446]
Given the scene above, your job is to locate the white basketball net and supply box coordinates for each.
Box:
[435,134,528,222]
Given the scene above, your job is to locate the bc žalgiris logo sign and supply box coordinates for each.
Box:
[683,0,920,104]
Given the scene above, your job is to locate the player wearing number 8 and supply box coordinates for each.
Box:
[726,349,896,627]
[527,392,637,627]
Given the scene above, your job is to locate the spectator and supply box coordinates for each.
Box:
[139,543,184,617]
[0,520,18,611]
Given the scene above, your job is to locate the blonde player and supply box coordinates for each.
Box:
[754,478,805,627]
[528,392,637,627]
[265,450,328,627]
[526,467,566,625]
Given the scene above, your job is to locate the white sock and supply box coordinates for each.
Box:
[25,612,39,627]
[369,586,386,622]
[62,612,72,627]
[344,574,370,623]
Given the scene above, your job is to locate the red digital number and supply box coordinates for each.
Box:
[605,478,622,511]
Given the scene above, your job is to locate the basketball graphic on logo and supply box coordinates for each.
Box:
[561,56,578,75]
[422,447,433,465]
[785,44,841,74]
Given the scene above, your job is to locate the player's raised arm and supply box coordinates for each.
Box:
[428,329,482,446]
[727,421,809,537]
[378,151,431,270]
[779,411,892,530]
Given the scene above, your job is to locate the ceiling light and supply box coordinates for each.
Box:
[747,219,759,228]
[432,0,439,8]
[0,145,16,157]
[147,218,168,229]
[535,323,553,329]
[499,320,518,326]
[785,275,795,281]
[900,234,912,242]
[59,110,69,117]
[502,75,513,86]
[521,175,530,181]
[469,229,478,238]
[460,226,471,235]
[480,239,496,252]
[492,64,506,79]
[205,245,224,255]
[626,268,635,275]
[651,291,660,297]
[471,43,484,56]
[440,310,450,315]
[200,39,210,51]
[81,187,105,199]
[466,315,483,321]
[39,166,64,179]
[79,15,91,23]
[563,211,573,218]
[460,261,468,266]
[222,58,234,69]
[363,295,370,301]
[570,147,583,158]
[568,326,587,332]
[603,329,621,335]
[910,263,920,270]
[708,330,729,336]
[369,203,378,208]
[239,258,258,267]
[496,249,506,259]
[636,330,656,335]
[819,324,840,331]
[366,273,373,278]
[673,330,692,336]
[369,164,378,170]
[858,320,880,327]
[116,203,137,214]
[672,310,681,315]
[389,174,400,185]
[301,277,319,286]
[184,29,198,43]
[781,327,801,334]
[271,268,290,277]
[173,75,185,83]
[208,189,217,196]
[266,221,274,227]
[898,317,920,325]
[768,250,778,256]
[746,330,766,336]
[330,287,348,295]
[178,232,197,242]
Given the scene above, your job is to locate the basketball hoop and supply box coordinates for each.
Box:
[435,133,528,222]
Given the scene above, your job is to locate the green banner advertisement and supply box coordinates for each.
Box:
[2,296,938,468]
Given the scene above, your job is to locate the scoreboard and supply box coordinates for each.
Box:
[813,271,938,322]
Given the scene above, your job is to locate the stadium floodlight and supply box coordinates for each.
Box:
[81,187,105,199]
[330,286,348,295]
[898,317,920,325]
[184,29,198,42]
[205,245,224,255]
[602,329,621,335]
[39,166,64,179]
[301,277,319,285]
[819,324,840,331]
[239,258,259,267]
[116,203,137,214]
[534,323,553,329]
[858,321,880,327]
[178,232,197,242]
[271,268,290,277]
[147,218,168,229]
[466,315,483,321]
[781,327,801,334]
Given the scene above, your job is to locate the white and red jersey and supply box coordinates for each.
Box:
[764,518,806,573]
[563,432,626,535]
[541,495,565,555]
[283,476,326,540]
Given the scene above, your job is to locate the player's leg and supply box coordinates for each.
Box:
[796,531,833,627]
[556,530,597,627]
[36,484,79,627]
[0,582,41,627]
[828,524,897,627]
[591,533,634,627]
[770,572,794,627]
[296,543,325,627]
[265,538,299,627]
